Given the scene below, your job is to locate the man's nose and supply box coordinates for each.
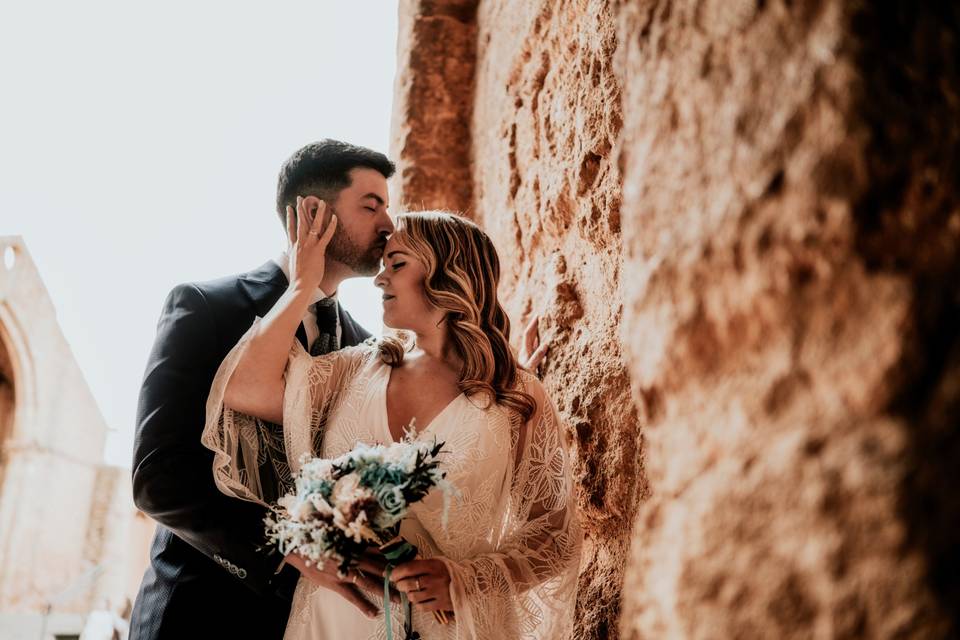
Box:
[378,210,395,234]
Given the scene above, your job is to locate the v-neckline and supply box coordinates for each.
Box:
[381,364,463,443]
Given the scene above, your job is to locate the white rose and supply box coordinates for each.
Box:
[383,443,417,472]
[332,474,362,504]
[287,498,315,521]
[308,494,334,516]
[302,458,334,479]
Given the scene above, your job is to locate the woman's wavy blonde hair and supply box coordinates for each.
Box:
[378,211,537,422]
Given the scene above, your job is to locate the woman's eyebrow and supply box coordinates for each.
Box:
[386,250,409,259]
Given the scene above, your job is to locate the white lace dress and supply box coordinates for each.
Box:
[202,323,581,640]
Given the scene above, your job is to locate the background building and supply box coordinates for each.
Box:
[0,236,153,639]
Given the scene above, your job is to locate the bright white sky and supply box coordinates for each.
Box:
[0,1,398,466]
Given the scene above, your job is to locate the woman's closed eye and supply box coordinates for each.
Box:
[392,262,406,270]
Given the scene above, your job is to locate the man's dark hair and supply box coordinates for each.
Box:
[275,139,395,223]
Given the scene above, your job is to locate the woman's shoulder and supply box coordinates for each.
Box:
[512,368,559,418]
[515,368,547,395]
[322,337,383,366]
[292,339,384,387]
[341,336,381,355]
[292,336,382,368]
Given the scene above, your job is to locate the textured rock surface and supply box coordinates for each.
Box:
[390,0,478,214]
[391,0,959,637]
[471,2,642,636]
[617,1,959,638]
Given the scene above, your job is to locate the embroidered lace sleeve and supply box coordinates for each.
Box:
[202,318,372,505]
[281,337,373,475]
[437,372,582,640]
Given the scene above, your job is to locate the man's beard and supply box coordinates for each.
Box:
[325,205,385,276]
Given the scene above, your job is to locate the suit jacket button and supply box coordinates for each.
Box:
[214,554,223,564]
[237,569,247,579]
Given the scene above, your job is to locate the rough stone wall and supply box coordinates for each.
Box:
[391,0,959,638]
[616,1,959,638]
[471,2,642,637]
[390,0,477,213]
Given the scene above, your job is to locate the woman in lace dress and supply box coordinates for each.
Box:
[202,204,581,639]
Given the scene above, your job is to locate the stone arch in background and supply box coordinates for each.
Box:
[0,325,14,497]
[0,241,37,505]
[0,236,154,628]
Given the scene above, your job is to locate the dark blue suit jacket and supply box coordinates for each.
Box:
[129,261,370,639]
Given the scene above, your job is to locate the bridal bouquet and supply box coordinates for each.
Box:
[265,433,451,638]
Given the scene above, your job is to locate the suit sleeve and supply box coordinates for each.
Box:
[131,283,293,599]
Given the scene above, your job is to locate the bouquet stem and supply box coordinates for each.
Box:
[381,537,418,640]
[379,537,450,638]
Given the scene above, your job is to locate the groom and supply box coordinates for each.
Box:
[130,139,395,639]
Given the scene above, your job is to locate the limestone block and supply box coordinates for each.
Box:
[616,2,959,637]
[390,0,960,637]
[391,0,479,213]
[472,2,641,637]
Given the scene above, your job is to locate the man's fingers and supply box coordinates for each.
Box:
[332,583,378,619]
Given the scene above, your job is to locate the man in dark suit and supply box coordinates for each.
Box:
[130,140,395,638]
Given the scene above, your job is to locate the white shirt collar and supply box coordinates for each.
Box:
[273,250,337,306]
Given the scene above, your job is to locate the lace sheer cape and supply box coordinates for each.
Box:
[202,323,581,639]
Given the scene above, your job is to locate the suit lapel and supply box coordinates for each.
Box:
[238,261,371,350]
[338,305,372,347]
[237,261,309,349]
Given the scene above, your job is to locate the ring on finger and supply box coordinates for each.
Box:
[415,577,422,591]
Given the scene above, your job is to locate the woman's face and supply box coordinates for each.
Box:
[373,235,441,331]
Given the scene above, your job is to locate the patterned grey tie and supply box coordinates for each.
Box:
[310,298,340,356]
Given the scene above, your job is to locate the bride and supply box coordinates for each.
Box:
[202,202,581,639]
